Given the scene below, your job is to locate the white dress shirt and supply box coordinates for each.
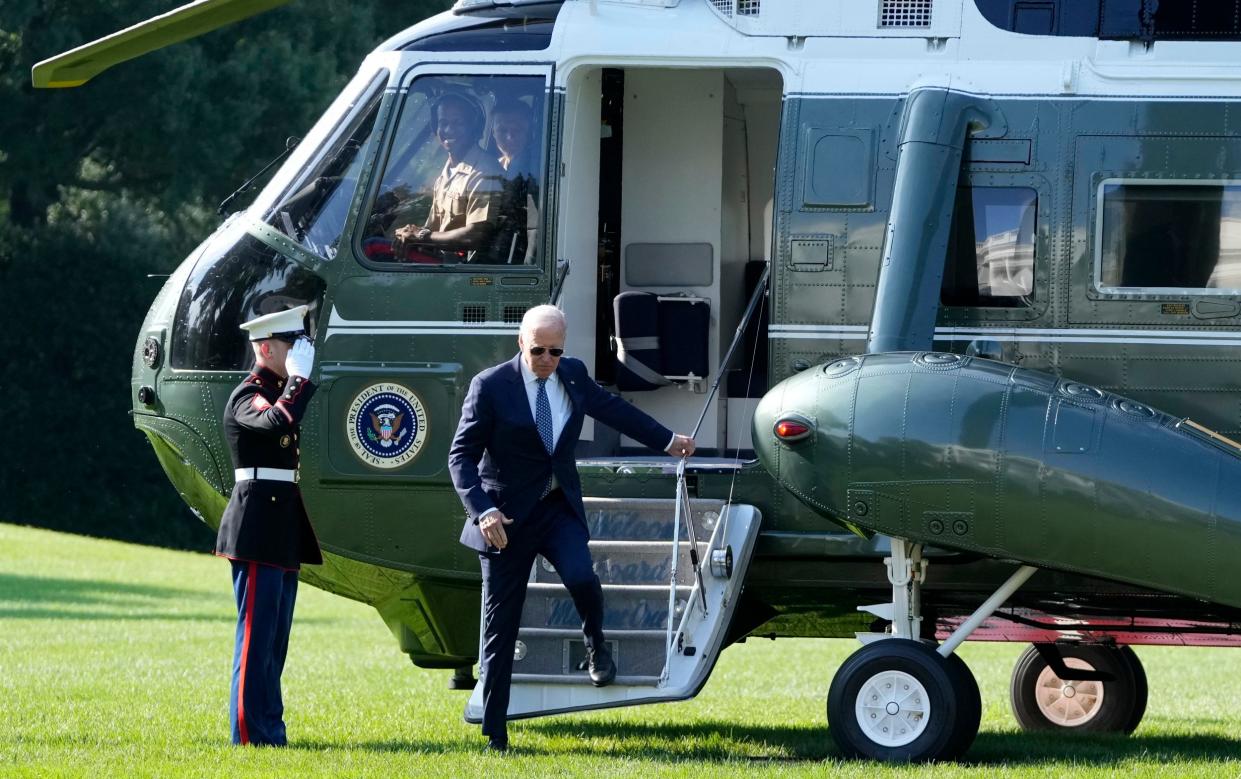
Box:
[478,360,679,522]
[520,358,572,450]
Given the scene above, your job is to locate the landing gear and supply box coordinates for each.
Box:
[448,665,477,690]
[828,639,979,762]
[829,537,1038,762]
[1010,644,1147,734]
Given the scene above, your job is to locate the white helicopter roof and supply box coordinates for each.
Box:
[370,0,1241,102]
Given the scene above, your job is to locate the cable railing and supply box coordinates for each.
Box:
[661,262,770,682]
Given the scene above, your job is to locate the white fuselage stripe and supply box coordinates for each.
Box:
[329,312,518,329]
[325,309,520,338]
[326,327,518,337]
[768,325,1241,346]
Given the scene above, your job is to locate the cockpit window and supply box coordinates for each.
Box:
[171,222,326,371]
[266,71,388,260]
[359,74,546,269]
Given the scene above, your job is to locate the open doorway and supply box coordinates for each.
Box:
[558,65,782,459]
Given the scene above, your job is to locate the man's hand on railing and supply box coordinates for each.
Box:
[667,434,696,458]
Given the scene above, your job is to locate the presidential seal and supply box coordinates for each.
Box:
[345,383,428,469]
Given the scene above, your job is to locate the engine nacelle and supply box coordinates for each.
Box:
[754,352,1241,610]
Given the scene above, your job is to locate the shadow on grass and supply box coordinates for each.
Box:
[292,720,828,761]
[964,730,1241,765]
[284,721,1241,765]
[290,738,481,755]
[0,572,202,602]
[345,719,1241,764]
[527,719,830,761]
[0,572,319,623]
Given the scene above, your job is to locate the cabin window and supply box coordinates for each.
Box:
[1097,181,1241,293]
[976,0,1241,41]
[360,74,546,269]
[267,71,388,260]
[941,186,1037,307]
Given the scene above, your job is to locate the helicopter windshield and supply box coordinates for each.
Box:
[359,74,546,267]
[264,71,388,260]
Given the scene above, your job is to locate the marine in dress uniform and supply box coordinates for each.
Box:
[448,305,696,752]
[215,305,321,747]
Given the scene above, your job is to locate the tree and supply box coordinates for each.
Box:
[0,0,450,547]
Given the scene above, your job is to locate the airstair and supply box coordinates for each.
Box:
[465,494,761,721]
[465,261,772,721]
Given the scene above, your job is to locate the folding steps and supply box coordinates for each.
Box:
[465,496,762,722]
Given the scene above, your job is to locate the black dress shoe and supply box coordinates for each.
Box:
[485,739,508,753]
[586,646,616,687]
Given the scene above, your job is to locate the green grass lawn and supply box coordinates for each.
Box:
[2,522,1239,777]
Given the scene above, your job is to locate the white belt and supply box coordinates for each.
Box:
[234,467,299,483]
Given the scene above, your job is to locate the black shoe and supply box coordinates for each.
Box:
[586,646,616,687]
[485,739,508,753]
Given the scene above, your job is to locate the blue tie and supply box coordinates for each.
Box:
[536,377,554,454]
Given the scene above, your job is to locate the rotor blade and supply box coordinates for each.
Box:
[32,0,292,89]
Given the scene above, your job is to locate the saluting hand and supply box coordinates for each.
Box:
[480,511,514,550]
[284,337,315,380]
[667,434,696,459]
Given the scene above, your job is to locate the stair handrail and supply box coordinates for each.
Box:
[661,262,770,683]
[688,262,771,442]
[662,464,686,683]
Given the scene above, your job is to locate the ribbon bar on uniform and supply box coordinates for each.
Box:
[234,467,299,483]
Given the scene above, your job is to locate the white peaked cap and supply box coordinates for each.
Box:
[239,304,309,341]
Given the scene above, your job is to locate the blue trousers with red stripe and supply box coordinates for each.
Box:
[229,560,299,746]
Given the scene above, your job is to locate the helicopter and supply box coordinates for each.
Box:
[34,0,1241,762]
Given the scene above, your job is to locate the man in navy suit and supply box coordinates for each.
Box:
[449,305,695,752]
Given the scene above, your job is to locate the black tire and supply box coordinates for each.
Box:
[942,652,981,759]
[828,639,977,763]
[1117,645,1149,733]
[1009,643,1141,734]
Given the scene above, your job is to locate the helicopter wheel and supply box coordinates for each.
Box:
[828,639,979,762]
[1009,644,1147,734]
[942,651,981,759]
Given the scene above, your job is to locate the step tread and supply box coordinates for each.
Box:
[518,627,667,639]
[586,540,709,548]
[511,673,662,686]
[526,582,693,594]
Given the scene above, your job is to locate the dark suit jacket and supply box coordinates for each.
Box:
[215,366,322,570]
[449,354,673,552]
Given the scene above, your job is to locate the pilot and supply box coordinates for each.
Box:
[492,98,537,180]
[490,98,540,264]
[393,93,504,262]
[215,304,321,747]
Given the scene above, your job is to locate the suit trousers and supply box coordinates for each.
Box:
[477,489,606,744]
[230,560,299,746]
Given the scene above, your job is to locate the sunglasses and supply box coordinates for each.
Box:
[528,346,564,357]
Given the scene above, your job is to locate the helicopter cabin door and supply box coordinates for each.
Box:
[309,63,556,570]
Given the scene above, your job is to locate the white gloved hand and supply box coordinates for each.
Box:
[284,338,315,379]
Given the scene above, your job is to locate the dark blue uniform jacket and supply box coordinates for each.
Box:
[215,366,322,570]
